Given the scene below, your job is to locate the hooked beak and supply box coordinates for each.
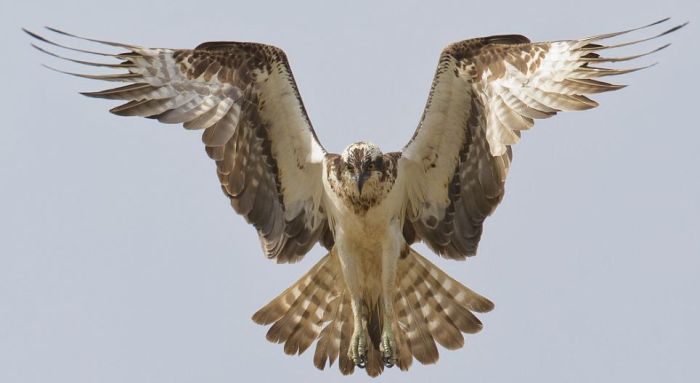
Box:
[356,172,370,195]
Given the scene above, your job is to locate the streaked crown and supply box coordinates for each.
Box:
[340,141,383,168]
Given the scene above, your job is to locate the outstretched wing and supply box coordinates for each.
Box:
[399,18,686,260]
[26,28,333,263]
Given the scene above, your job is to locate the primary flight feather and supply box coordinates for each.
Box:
[25,18,685,377]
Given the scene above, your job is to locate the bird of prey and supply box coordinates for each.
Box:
[26,18,685,377]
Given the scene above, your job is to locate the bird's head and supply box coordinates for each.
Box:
[340,141,384,195]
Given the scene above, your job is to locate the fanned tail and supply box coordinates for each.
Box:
[253,247,493,377]
[392,248,494,366]
[252,253,341,355]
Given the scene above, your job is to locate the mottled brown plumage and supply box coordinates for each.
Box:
[401,19,685,261]
[26,28,332,264]
[26,18,685,377]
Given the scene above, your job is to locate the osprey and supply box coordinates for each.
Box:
[26,19,684,377]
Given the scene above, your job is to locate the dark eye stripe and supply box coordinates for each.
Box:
[375,157,384,169]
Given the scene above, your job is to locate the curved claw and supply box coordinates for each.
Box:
[348,330,368,368]
[380,330,398,368]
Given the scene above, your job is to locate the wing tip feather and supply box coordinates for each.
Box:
[581,19,687,53]
[43,26,141,49]
[24,27,127,58]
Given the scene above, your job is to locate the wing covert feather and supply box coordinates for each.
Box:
[400,19,685,259]
[27,28,332,263]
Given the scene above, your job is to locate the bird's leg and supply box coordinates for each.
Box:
[380,220,401,367]
[336,235,368,368]
[349,296,368,368]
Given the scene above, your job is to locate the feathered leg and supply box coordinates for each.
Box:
[335,229,368,368]
[379,218,402,367]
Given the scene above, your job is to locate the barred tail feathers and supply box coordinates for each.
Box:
[393,248,494,365]
[252,247,493,377]
[252,252,341,355]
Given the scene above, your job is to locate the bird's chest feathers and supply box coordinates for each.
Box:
[332,177,391,216]
[336,187,384,215]
[325,186,404,259]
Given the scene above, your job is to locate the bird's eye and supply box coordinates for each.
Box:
[367,162,376,170]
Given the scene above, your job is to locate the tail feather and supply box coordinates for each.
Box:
[407,251,488,333]
[253,247,493,377]
[399,257,464,350]
[393,319,414,371]
[312,294,340,369]
[365,340,384,377]
[397,288,440,364]
[281,278,332,354]
[337,296,355,375]
[265,281,321,350]
[252,254,334,325]
[365,300,385,377]
[313,292,345,370]
[416,275,465,350]
[391,248,494,365]
[412,252,494,313]
[252,253,340,354]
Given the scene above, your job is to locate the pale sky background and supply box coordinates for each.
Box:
[1,1,698,382]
